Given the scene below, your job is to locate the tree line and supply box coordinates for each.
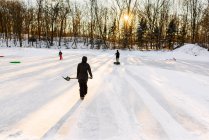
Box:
[0,0,209,50]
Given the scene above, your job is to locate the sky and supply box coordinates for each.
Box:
[23,0,112,7]
[22,0,208,11]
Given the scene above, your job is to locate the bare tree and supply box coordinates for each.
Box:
[0,0,208,50]
[25,7,35,45]
[188,0,203,43]
[47,1,60,46]
[200,4,209,49]
[36,0,44,41]
[113,0,138,50]
[71,4,81,48]
[0,0,11,47]
[58,2,70,46]
[90,0,96,48]
[94,0,109,49]
[8,1,26,47]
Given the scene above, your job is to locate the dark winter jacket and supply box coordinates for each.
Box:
[77,57,92,82]
[115,51,120,58]
[59,51,62,56]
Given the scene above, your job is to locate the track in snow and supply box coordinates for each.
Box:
[0,49,209,140]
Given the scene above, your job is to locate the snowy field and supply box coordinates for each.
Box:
[0,44,209,140]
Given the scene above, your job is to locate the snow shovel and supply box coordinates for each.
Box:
[62,76,77,81]
[62,76,92,81]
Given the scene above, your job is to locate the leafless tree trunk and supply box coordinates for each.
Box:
[9,1,25,47]
[36,0,43,41]
[47,1,60,46]
[94,0,109,49]
[58,4,70,46]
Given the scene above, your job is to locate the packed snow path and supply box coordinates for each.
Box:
[0,48,209,140]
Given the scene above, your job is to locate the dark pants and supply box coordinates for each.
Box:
[79,80,88,97]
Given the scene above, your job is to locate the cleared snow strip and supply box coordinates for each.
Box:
[99,68,143,140]
[2,84,80,140]
[126,66,209,139]
[0,55,81,81]
[128,65,209,124]
[0,55,112,140]
[111,67,169,139]
[125,72,198,140]
[53,59,114,140]
[42,100,82,139]
[0,54,81,75]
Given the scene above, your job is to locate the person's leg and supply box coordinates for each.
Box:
[116,58,119,62]
[79,81,85,99]
[84,82,88,96]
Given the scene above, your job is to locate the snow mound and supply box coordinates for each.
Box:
[174,44,209,56]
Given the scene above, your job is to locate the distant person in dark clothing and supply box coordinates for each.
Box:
[77,56,93,100]
[59,50,63,60]
[115,50,120,62]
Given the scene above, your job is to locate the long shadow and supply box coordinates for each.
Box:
[0,81,77,129]
[125,57,209,77]
[0,55,106,84]
[126,68,207,132]
[41,100,82,139]
[0,56,81,82]
[0,54,111,130]
[0,54,79,74]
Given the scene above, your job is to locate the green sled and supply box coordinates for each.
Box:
[10,61,21,64]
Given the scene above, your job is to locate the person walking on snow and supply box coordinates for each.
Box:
[115,50,120,62]
[59,50,63,60]
[77,56,93,100]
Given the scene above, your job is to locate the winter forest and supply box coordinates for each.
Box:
[0,0,209,50]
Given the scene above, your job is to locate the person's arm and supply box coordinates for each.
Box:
[77,64,80,79]
[88,64,93,78]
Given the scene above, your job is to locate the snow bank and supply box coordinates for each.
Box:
[125,44,209,62]
[171,44,209,62]
[174,44,209,56]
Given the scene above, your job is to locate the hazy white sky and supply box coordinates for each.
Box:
[23,0,208,9]
[23,0,112,7]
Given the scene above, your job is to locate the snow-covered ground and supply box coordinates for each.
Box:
[0,44,209,140]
